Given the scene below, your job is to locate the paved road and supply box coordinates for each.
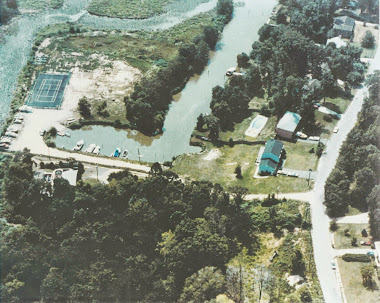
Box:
[309,47,380,303]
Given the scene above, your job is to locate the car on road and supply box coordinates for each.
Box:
[333,127,339,133]
[360,241,371,246]
[309,136,320,141]
[331,260,336,270]
[287,172,299,177]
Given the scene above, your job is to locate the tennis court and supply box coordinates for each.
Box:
[27,73,70,109]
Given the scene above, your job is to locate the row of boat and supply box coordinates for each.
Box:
[72,140,128,158]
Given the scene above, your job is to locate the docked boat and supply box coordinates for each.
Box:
[57,131,65,136]
[113,148,121,157]
[0,137,12,144]
[5,131,17,138]
[93,146,101,155]
[73,140,84,151]
[122,149,128,158]
[85,144,96,153]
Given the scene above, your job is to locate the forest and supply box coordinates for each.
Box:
[0,151,317,302]
[324,71,380,238]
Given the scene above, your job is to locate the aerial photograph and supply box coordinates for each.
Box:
[0,0,379,302]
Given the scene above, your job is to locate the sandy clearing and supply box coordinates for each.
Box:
[203,149,221,161]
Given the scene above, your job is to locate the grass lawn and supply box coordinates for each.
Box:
[18,0,63,10]
[283,142,319,171]
[337,258,380,303]
[334,223,371,249]
[172,143,311,194]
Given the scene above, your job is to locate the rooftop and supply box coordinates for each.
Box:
[334,16,355,26]
[263,139,284,158]
[276,111,302,133]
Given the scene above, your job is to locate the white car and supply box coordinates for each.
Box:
[296,131,307,139]
[287,172,299,178]
[331,260,336,270]
[333,127,339,133]
[309,136,320,141]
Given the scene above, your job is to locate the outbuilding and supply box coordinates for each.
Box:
[333,16,355,39]
[275,111,302,140]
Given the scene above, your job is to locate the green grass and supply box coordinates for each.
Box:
[88,0,173,19]
[337,258,380,303]
[17,0,63,10]
[351,42,377,59]
[283,142,319,171]
[172,143,311,194]
[334,223,370,249]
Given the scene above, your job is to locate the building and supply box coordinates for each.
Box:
[326,36,347,48]
[259,139,285,175]
[34,169,78,186]
[275,111,302,140]
[333,16,355,39]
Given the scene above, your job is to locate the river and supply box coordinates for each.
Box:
[1,0,277,163]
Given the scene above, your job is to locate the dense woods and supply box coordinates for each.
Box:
[124,0,233,134]
[0,152,315,302]
[324,71,380,236]
[199,0,366,140]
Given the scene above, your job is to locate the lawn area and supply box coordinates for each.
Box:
[352,21,379,59]
[337,258,380,303]
[283,142,319,171]
[88,0,173,19]
[172,143,311,194]
[17,0,63,10]
[334,223,371,249]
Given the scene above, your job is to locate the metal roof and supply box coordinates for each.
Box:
[276,111,301,133]
[263,139,284,159]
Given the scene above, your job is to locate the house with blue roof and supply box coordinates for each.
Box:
[259,139,285,176]
[275,111,302,140]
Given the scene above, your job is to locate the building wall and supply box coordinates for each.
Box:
[275,127,294,140]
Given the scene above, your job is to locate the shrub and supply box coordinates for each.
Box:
[330,219,338,232]
[362,229,368,237]
[323,115,333,122]
[361,31,375,49]
[342,254,371,262]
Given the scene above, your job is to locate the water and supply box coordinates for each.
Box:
[0,0,217,124]
[1,0,277,163]
[56,0,277,162]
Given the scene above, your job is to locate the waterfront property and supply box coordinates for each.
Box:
[275,111,302,140]
[26,73,70,109]
[245,115,268,138]
[259,139,285,176]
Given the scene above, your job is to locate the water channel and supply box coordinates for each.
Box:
[1,0,277,163]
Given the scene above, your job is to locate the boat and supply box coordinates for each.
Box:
[122,149,128,158]
[85,144,96,153]
[113,148,121,157]
[73,140,84,151]
[64,132,71,137]
[5,132,17,138]
[93,146,101,155]
[57,131,65,136]
[0,137,12,144]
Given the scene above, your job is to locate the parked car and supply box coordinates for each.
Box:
[360,241,371,246]
[367,251,375,256]
[331,260,336,270]
[314,103,321,107]
[277,170,287,176]
[333,127,339,133]
[296,131,307,139]
[287,172,299,177]
[309,136,320,141]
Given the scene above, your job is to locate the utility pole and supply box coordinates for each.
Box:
[308,169,312,187]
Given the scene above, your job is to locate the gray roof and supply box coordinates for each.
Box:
[334,16,355,26]
[263,139,284,159]
[334,24,354,33]
[276,111,302,133]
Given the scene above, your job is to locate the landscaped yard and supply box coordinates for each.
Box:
[172,143,312,194]
[352,21,379,59]
[334,223,371,249]
[337,258,380,303]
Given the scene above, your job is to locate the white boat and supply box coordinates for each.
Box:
[73,140,84,151]
[5,132,17,138]
[122,149,128,158]
[85,144,96,153]
[57,131,65,136]
[0,137,12,144]
[13,119,23,124]
[65,132,71,137]
[93,146,101,155]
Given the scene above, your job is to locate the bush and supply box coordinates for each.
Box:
[330,219,338,232]
[361,31,375,49]
[342,254,371,262]
[362,229,368,237]
[323,115,333,122]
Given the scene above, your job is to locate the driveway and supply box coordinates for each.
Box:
[281,168,317,180]
[333,213,369,224]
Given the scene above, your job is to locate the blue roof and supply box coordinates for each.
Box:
[276,111,301,133]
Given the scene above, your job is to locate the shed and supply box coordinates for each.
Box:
[275,111,302,140]
[333,16,355,39]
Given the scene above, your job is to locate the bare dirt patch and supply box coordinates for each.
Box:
[203,149,221,161]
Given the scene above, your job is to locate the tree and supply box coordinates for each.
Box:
[234,164,242,179]
[361,31,375,48]
[179,267,226,303]
[324,168,350,217]
[368,186,380,240]
[78,97,91,118]
[237,52,250,68]
[150,162,162,176]
[196,114,204,131]
[203,26,219,49]
[351,237,358,246]
[361,265,374,288]
[41,268,69,302]
[216,0,234,22]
